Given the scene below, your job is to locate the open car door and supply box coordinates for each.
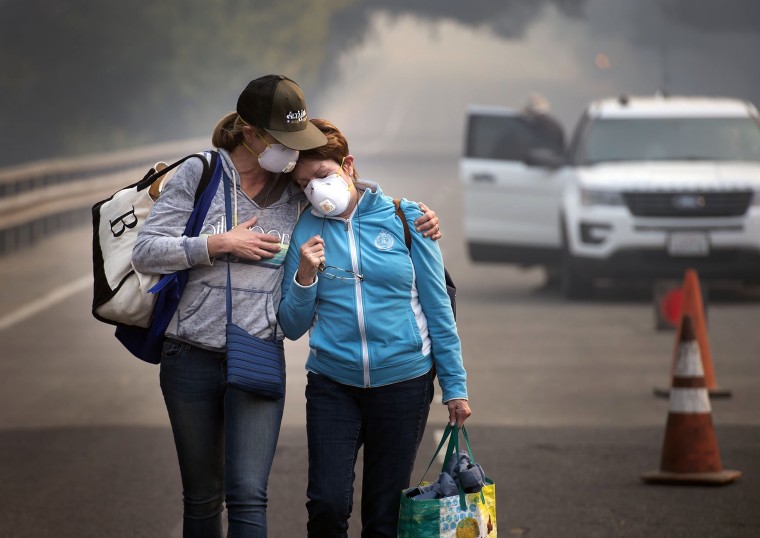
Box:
[459,105,567,267]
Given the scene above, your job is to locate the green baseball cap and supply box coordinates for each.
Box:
[236,75,327,151]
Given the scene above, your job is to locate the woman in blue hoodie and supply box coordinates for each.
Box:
[279,119,471,537]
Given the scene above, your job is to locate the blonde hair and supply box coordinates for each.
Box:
[298,119,358,179]
[211,112,267,151]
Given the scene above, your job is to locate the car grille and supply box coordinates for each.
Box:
[623,191,754,217]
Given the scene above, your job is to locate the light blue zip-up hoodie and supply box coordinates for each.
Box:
[278,180,468,403]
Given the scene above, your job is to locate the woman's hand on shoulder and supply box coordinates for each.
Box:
[415,202,442,240]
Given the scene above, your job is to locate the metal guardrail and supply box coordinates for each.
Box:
[0,137,208,256]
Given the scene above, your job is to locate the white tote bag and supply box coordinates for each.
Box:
[91,153,212,327]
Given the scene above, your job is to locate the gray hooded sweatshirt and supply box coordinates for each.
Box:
[132,149,306,351]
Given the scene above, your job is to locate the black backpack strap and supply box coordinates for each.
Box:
[395,198,457,320]
[138,151,217,207]
[138,153,204,191]
[393,198,412,250]
[193,150,218,205]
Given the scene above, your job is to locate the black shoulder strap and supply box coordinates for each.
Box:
[193,150,219,205]
[140,151,217,206]
[143,153,201,187]
[394,198,456,319]
[393,198,412,250]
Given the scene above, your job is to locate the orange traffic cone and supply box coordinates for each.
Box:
[642,316,741,485]
[654,269,731,398]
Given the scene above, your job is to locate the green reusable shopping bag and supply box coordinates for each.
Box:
[398,425,497,537]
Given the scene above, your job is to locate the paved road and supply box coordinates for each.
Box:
[1,151,759,537]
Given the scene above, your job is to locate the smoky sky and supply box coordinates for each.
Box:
[316,0,590,88]
[312,0,760,155]
[1,0,759,166]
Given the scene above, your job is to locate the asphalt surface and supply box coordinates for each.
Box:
[1,422,758,537]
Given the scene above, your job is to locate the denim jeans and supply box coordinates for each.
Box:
[305,369,434,538]
[159,338,285,538]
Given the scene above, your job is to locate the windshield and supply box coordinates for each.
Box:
[466,113,564,161]
[580,116,760,164]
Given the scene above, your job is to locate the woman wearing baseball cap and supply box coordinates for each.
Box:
[132,75,442,537]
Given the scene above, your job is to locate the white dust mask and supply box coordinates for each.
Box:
[243,137,299,173]
[258,143,298,173]
[305,172,352,216]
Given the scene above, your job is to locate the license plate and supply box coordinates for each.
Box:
[667,232,709,257]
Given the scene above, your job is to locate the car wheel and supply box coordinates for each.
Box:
[543,264,561,288]
[560,222,594,299]
[561,251,594,299]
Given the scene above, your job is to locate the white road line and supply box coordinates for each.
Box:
[0,275,92,331]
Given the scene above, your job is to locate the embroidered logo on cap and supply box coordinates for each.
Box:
[374,230,394,251]
[286,109,307,124]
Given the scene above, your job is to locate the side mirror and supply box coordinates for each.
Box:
[523,148,565,169]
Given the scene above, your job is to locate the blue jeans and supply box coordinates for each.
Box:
[159,338,285,538]
[305,369,434,538]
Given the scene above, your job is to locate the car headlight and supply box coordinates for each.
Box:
[580,188,625,207]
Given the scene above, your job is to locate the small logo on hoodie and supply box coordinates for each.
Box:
[374,230,395,251]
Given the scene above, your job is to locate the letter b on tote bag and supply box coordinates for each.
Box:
[92,152,217,328]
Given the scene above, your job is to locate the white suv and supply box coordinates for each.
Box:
[460,95,760,298]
